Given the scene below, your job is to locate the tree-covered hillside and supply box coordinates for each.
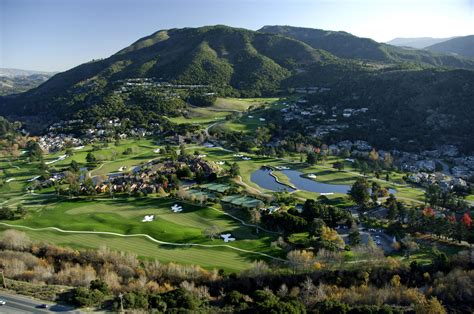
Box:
[426,35,474,58]
[260,25,474,69]
[0,25,338,123]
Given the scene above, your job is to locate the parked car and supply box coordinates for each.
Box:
[0,300,6,305]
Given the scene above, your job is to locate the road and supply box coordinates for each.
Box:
[0,292,78,313]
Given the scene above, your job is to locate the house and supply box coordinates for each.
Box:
[439,180,453,191]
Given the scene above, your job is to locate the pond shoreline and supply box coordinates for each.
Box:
[264,166,298,190]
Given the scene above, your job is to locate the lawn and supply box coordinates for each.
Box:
[0,197,282,271]
[166,97,280,126]
[0,226,259,271]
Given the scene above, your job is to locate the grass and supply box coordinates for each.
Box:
[167,97,279,126]
[389,240,465,266]
[0,226,257,271]
[1,197,282,271]
[184,144,426,204]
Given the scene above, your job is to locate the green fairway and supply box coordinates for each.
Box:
[0,226,262,271]
[0,197,282,271]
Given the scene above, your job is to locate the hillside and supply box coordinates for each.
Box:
[0,73,53,96]
[306,69,474,152]
[426,35,474,58]
[0,24,473,151]
[259,25,474,69]
[0,68,54,78]
[0,68,54,96]
[0,25,338,123]
[387,37,453,49]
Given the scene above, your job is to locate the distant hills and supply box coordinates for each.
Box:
[387,37,454,49]
[260,26,474,69]
[0,68,55,96]
[0,68,54,78]
[426,35,474,58]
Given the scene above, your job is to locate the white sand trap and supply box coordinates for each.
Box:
[27,176,41,182]
[259,118,266,121]
[171,204,183,213]
[248,115,254,118]
[45,155,67,165]
[6,178,15,183]
[221,233,236,242]
[215,161,225,165]
[242,156,251,160]
[307,174,317,179]
[320,192,334,196]
[154,148,161,153]
[142,215,154,222]
[74,146,85,150]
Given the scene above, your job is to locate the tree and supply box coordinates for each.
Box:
[0,229,31,250]
[16,204,27,218]
[383,153,393,168]
[0,206,14,220]
[90,279,109,294]
[371,181,380,203]
[386,194,399,220]
[333,161,344,171]
[309,218,325,238]
[229,162,240,177]
[320,226,345,250]
[203,225,220,240]
[348,230,361,246]
[460,213,472,229]
[414,297,446,314]
[69,160,80,173]
[86,152,96,164]
[306,152,317,165]
[369,149,379,163]
[401,235,419,258]
[26,141,43,161]
[287,250,315,272]
[348,178,370,208]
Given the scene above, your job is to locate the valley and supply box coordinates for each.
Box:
[0,20,473,313]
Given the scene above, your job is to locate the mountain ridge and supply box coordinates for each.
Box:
[259,25,474,69]
[1,25,473,135]
[386,37,455,49]
[426,35,474,58]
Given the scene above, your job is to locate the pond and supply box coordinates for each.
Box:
[251,168,396,195]
[250,168,296,192]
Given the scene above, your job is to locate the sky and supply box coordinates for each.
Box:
[1,0,473,72]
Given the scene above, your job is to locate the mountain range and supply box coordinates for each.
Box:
[387,37,454,49]
[0,25,473,151]
[425,35,474,58]
[0,68,55,96]
[260,26,474,68]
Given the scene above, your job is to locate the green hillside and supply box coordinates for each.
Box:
[426,35,474,58]
[259,25,474,69]
[0,25,339,122]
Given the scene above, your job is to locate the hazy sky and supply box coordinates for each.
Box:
[1,0,473,72]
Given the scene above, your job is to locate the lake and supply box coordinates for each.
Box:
[251,168,396,195]
[250,168,296,192]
